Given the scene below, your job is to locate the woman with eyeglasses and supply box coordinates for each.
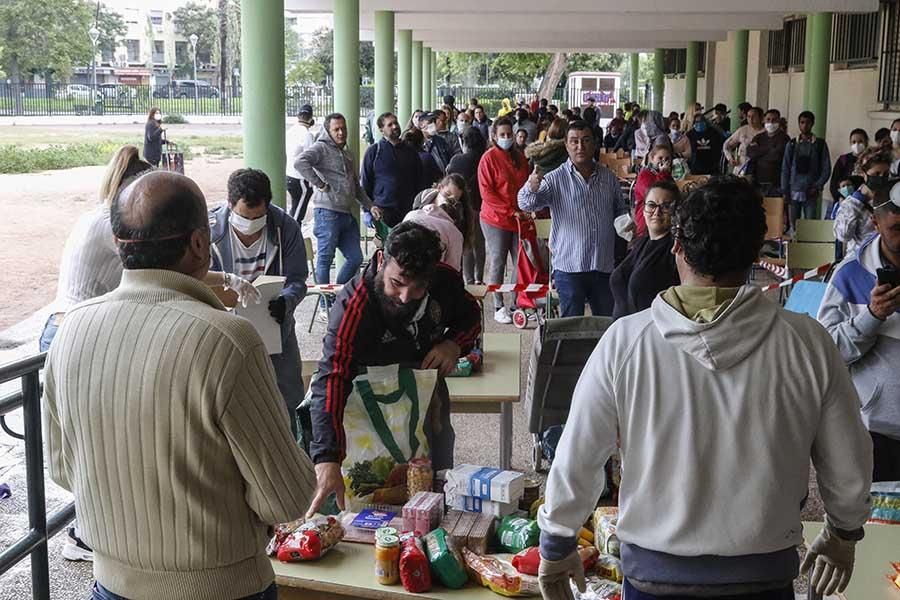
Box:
[405,173,474,272]
[610,179,681,319]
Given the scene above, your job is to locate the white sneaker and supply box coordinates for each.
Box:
[61,527,93,562]
[494,307,513,324]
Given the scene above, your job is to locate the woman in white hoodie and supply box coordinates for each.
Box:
[537,177,872,600]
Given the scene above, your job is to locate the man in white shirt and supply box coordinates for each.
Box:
[537,176,872,600]
[285,103,316,220]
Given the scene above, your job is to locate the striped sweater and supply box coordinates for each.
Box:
[42,269,317,600]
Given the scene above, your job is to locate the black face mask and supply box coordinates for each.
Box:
[868,174,889,192]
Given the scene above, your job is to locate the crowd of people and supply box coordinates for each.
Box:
[31,92,900,600]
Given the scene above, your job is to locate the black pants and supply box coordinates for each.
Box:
[872,431,900,482]
[286,176,313,221]
[424,378,454,471]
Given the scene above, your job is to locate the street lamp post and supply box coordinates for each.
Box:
[88,26,100,99]
[189,33,199,112]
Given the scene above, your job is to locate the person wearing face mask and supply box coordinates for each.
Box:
[724,106,766,176]
[208,169,309,437]
[455,111,473,153]
[684,114,725,175]
[360,112,422,227]
[633,144,675,239]
[833,148,890,256]
[404,173,475,272]
[610,180,681,319]
[830,129,869,210]
[478,117,531,324]
[143,106,168,168]
[419,112,453,171]
[633,110,670,164]
[285,104,317,221]
[781,111,832,232]
[745,108,791,196]
[668,117,683,144]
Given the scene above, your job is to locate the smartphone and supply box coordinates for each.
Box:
[876,267,900,288]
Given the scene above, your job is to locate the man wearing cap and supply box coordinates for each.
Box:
[419,111,453,172]
[285,104,316,220]
[819,183,900,482]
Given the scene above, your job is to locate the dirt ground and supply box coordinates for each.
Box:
[0,153,244,331]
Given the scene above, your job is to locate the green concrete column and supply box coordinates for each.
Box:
[630,53,639,104]
[412,40,423,112]
[397,29,412,126]
[241,0,285,206]
[806,13,832,137]
[685,42,699,112]
[430,50,437,108]
[422,46,432,109]
[732,30,749,114]
[374,10,394,129]
[652,49,664,112]
[803,16,814,108]
[334,0,360,161]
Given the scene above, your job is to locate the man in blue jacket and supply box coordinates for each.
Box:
[781,111,832,233]
[360,112,422,227]
[209,168,308,436]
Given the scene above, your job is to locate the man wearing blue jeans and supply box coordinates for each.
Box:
[518,119,626,317]
[297,112,382,296]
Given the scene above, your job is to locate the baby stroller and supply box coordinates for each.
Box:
[511,215,552,329]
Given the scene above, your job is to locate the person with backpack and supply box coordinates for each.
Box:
[781,111,832,233]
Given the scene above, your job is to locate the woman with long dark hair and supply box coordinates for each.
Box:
[448,127,487,283]
[143,106,167,167]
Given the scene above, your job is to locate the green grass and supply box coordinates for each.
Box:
[0,142,129,174]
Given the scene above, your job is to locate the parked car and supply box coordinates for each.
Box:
[174,80,220,99]
[99,84,138,101]
[56,84,102,102]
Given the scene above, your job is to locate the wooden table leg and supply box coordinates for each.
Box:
[500,401,513,470]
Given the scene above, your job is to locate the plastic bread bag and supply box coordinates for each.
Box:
[462,547,540,597]
[595,553,623,583]
[266,518,306,556]
[613,213,634,242]
[399,532,432,593]
[574,577,622,600]
[423,528,468,589]
[275,516,344,562]
[511,546,598,577]
[497,516,540,553]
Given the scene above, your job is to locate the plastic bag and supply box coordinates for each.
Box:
[399,532,432,592]
[497,516,540,553]
[275,516,344,562]
[341,366,436,511]
[462,547,540,597]
[592,508,620,557]
[511,546,598,576]
[575,577,622,600]
[423,528,468,589]
[596,553,623,583]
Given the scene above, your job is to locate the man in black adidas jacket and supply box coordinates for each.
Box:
[306,222,481,516]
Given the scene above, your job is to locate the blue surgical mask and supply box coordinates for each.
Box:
[693,122,707,133]
[839,185,855,198]
[497,137,514,150]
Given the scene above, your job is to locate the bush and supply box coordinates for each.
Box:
[0,141,193,174]
[162,114,187,124]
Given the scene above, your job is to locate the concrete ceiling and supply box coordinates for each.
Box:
[285,0,879,52]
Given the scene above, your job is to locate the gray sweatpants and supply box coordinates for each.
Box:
[481,220,518,310]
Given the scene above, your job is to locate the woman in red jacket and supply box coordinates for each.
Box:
[478,117,531,324]
[633,143,674,238]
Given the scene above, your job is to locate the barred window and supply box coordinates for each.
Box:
[879,0,900,103]
[767,17,807,72]
[832,12,879,66]
[662,44,707,77]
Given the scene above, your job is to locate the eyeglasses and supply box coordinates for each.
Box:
[644,201,674,214]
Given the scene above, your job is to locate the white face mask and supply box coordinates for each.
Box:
[764,122,779,134]
[496,137,514,150]
[229,211,267,236]
[457,121,470,134]
[850,142,866,156]
[892,130,900,145]
[426,124,438,136]
[154,112,162,121]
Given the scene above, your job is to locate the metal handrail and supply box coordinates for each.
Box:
[0,352,76,600]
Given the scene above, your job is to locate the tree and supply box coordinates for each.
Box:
[218,0,228,99]
[173,1,217,70]
[490,53,550,87]
[286,59,325,86]
[537,53,567,101]
[0,0,94,85]
[285,19,301,66]
[307,27,374,83]
[95,3,126,61]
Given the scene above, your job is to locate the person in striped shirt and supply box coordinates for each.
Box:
[518,119,628,317]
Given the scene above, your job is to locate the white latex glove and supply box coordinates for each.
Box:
[538,550,585,600]
[223,273,261,308]
[800,524,858,597]
[614,213,635,242]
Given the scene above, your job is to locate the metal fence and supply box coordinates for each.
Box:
[0,353,76,600]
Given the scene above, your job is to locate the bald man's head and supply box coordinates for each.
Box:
[111,171,209,271]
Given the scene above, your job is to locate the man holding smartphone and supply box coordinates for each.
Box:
[819,183,900,481]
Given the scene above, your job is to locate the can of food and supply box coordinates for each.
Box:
[374,534,400,585]
[375,527,398,541]
[520,478,541,511]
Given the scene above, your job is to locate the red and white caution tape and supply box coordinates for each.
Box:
[306,282,553,295]
[759,262,832,293]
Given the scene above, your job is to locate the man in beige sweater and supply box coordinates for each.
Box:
[42,171,317,600]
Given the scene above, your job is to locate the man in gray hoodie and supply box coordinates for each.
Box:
[538,177,872,600]
[296,112,381,290]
